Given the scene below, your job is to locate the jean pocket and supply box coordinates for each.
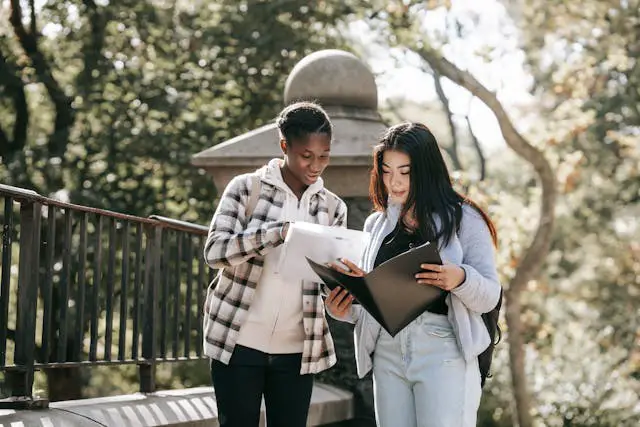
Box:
[422,324,455,339]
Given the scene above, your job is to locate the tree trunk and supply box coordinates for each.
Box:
[0,50,29,162]
[413,45,557,427]
[9,0,75,191]
[505,290,534,427]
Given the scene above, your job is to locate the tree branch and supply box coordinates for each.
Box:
[10,0,74,160]
[432,69,462,170]
[81,0,108,87]
[29,0,37,36]
[464,99,486,181]
[415,45,557,288]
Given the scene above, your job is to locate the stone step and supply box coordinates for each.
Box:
[0,382,353,427]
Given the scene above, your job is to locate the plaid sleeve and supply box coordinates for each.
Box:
[331,197,348,228]
[203,175,285,269]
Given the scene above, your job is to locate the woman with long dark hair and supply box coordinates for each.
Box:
[326,122,501,426]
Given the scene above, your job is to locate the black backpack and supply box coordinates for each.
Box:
[478,288,503,387]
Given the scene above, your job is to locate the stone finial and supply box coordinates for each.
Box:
[284,49,378,110]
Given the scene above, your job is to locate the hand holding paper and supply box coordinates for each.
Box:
[328,258,365,277]
[277,222,370,283]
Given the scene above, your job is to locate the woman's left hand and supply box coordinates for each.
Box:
[415,263,465,291]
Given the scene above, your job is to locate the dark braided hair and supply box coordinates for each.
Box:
[276,101,333,146]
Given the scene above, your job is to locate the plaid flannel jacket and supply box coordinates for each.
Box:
[202,169,348,374]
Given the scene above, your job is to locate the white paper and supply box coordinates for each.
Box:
[277,222,370,282]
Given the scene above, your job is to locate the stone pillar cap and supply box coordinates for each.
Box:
[284,49,378,110]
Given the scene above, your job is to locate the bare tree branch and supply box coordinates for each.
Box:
[28,0,37,36]
[465,98,486,181]
[432,69,462,170]
[381,65,463,173]
[415,44,557,288]
[465,114,486,181]
[9,0,75,160]
[413,44,557,427]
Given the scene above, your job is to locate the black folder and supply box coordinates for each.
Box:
[307,241,445,337]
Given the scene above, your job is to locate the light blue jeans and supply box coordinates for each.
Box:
[372,312,481,427]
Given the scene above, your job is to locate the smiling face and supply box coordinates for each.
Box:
[281,133,331,186]
[381,149,411,205]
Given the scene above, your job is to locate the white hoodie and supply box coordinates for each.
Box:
[236,159,326,354]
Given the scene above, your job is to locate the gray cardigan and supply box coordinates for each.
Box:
[333,202,502,378]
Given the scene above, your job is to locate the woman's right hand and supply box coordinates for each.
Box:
[326,287,354,320]
[325,258,364,319]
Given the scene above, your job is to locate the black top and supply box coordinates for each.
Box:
[374,224,449,316]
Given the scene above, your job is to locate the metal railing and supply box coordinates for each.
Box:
[0,184,212,408]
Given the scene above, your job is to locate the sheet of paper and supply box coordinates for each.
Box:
[278,222,370,282]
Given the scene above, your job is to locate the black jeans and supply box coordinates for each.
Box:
[210,345,314,427]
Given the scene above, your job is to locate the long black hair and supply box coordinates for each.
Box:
[370,122,497,247]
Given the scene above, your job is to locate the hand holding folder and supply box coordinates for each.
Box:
[307,241,446,336]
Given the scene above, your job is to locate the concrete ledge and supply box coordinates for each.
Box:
[0,382,353,426]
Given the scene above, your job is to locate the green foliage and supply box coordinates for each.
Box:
[0,0,352,220]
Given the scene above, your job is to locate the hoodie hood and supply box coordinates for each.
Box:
[256,158,326,197]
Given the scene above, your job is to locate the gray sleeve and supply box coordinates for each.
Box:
[451,205,502,313]
[362,212,380,233]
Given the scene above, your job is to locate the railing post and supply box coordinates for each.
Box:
[0,201,48,409]
[139,225,162,393]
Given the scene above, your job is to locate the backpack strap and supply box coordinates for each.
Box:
[245,175,261,218]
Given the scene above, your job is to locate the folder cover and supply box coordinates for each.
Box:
[307,241,445,336]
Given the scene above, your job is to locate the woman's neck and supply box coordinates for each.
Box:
[280,164,307,199]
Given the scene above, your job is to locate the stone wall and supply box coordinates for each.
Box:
[344,197,374,231]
